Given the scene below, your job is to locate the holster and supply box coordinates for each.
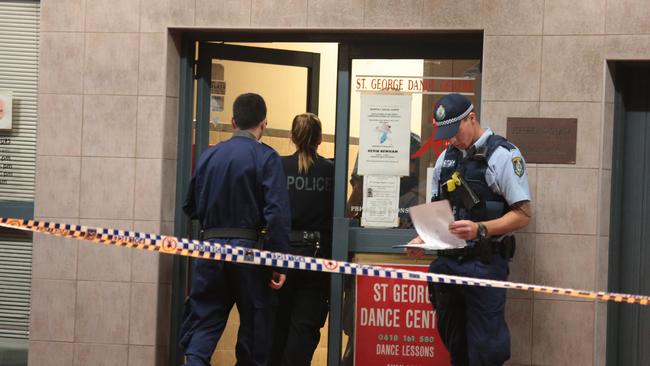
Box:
[289,230,321,256]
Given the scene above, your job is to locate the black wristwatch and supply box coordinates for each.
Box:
[476,222,488,239]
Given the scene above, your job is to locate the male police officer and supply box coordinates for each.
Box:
[408,93,531,366]
[180,93,291,366]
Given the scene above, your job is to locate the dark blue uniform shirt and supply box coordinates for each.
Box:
[184,130,291,253]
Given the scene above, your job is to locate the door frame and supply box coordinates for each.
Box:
[607,61,650,366]
[171,40,321,365]
[172,30,483,366]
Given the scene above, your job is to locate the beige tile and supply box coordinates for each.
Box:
[82,95,137,157]
[132,220,162,282]
[75,281,130,343]
[73,343,128,366]
[540,36,604,102]
[480,101,539,137]
[536,167,598,234]
[37,94,83,156]
[483,36,542,101]
[32,232,77,280]
[77,241,132,282]
[604,62,615,104]
[544,0,605,35]
[39,32,84,94]
[79,157,135,220]
[129,283,158,345]
[422,0,481,29]
[84,33,139,95]
[596,236,609,292]
[128,345,155,366]
[41,0,84,31]
[139,33,166,96]
[166,34,181,98]
[163,97,179,159]
[251,0,307,27]
[365,0,423,28]
[532,300,594,365]
[533,234,596,300]
[137,96,165,158]
[131,245,169,284]
[135,159,163,220]
[85,0,139,32]
[482,0,543,35]
[539,102,602,168]
[161,159,177,221]
[80,218,133,232]
[602,102,614,170]
[605,35,650,60]
[30,279,76,341]
[599,171,611,237]
[157,284,172,345]
[196,0,252,27]
[606,0,650,34]
[507,233,534,300]
[141,0,195,32]
[34,156,80,218]
[505,299,532,365]
[29,341,74,366]
[307,0,364,27]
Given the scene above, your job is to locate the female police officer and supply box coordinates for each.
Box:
[408,93,531,366]
[269,113,334,366]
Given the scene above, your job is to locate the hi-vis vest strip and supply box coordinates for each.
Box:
[1,217,648,306]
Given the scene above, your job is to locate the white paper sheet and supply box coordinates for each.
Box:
[361,175,400,228]
[394,200,466,250]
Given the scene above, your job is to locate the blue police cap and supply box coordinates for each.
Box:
[433,93,474,140]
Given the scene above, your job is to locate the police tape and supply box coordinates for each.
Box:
[1,217,648,306]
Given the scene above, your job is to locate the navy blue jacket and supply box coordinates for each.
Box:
[184,131,291,253]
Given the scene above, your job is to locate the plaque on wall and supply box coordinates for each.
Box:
[506,117,577,164]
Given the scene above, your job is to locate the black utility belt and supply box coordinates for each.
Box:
[289,230,320,246]
[200,227,266,250]
[437,236,516,261]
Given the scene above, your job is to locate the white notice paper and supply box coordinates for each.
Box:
[358,94,411,176]
[395,200,466,250]
[361,175,400,228]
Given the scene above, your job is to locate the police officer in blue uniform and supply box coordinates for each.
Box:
[408,93,532,366]
[270,113,334,366]
[180,93,291,366]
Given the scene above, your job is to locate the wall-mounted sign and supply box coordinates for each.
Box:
[358,94,411,176]
[506,117,577,164]
[355,76,475,95]
[355,264,450,366]
[0,90,12,130]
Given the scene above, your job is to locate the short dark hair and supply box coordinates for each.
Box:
[233,93,266,130]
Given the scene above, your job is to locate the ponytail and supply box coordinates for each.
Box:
[291,113,322,174]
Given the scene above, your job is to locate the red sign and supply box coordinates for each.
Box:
[354,264,450,366]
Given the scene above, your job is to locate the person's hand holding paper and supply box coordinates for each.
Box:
[398,200,467,256]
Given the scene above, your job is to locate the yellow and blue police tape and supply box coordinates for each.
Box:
[1,217,648,306]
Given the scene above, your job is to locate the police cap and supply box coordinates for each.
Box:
[433,93,474,141]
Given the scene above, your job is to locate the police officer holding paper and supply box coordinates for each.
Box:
[270,113,334,366]
[408,93,532,366]
[180,93,291,366]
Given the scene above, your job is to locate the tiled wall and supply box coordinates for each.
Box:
[31,0,650,365]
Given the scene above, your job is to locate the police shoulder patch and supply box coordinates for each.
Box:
[512,156,525,177]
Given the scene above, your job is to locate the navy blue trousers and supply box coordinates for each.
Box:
[269,267,329,366]
[179,249,279,366]
[428,256,511,366]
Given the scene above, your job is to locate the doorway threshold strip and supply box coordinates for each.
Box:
[1,217,648,306]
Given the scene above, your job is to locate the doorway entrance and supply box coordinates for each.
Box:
[608,62,650,366]
[172,32,483,366]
